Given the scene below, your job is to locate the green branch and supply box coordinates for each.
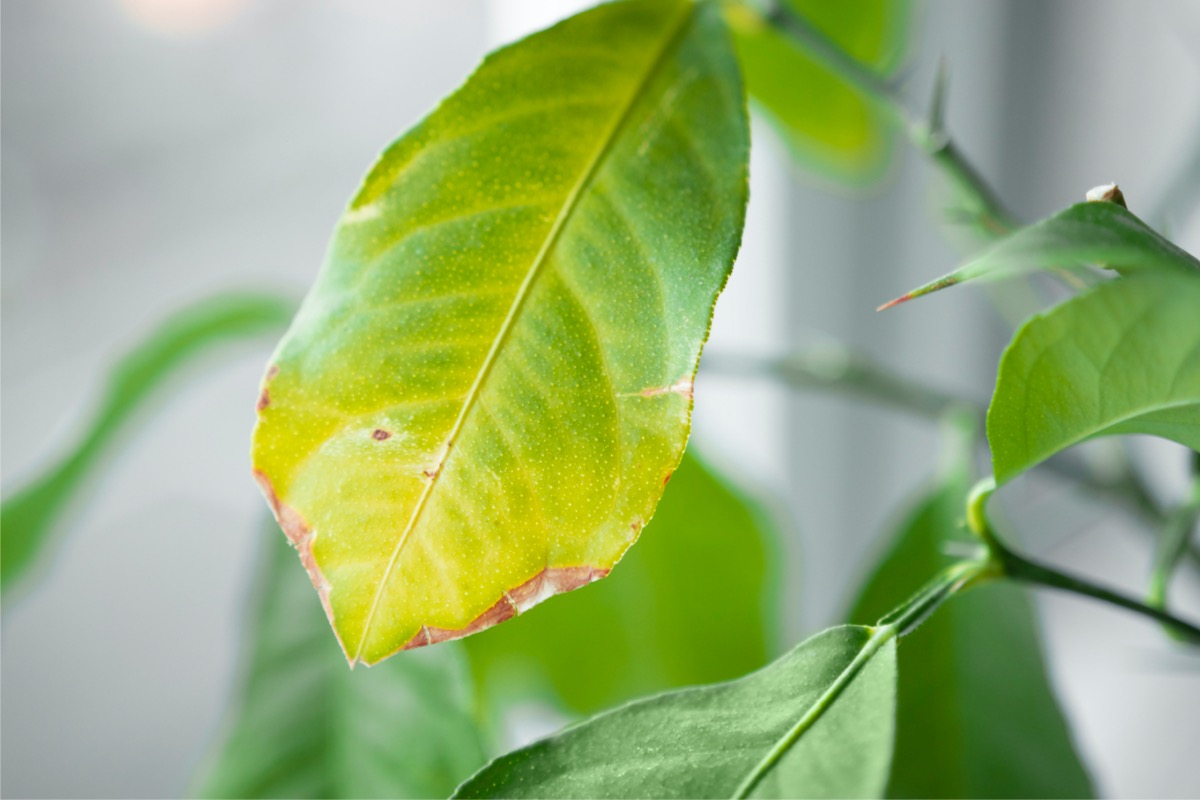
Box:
[760,0,1017,239]
[701,346,970,419]
[1147,473,1200,642]
[968,478,1200,643]
[702,349,1193,549]
[1000,545,1200,643]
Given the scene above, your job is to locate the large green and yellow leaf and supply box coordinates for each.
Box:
[988,273,1200,484]
[464,451,779,715]
[1,292,294,597]
[250,0,749,665]
[725,0,911,185]
[192,521,487,799]
[881,201,1200,309]
[850,467,1094,797]
[455,626,896,800]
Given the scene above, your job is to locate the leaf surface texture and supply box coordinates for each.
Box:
[250,0,750,664]
[988,273,1200,483]
[455,626,896,799]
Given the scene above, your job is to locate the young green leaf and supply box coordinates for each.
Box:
[851,474,1094,798]
[880,201,1200,309]
[251,0,750,665]
[724,0,911,185]
[464,451,779,715]
[1,292,294,596]
[988,273,1200,484]
[455,625,896,800]
[192,522,487,799]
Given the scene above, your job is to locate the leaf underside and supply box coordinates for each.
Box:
[882,201,1200,309]
[454,626,896,800]
[851,474,1094,798]
[192,522,486,799]
[988,273,1200,484]
[250,0,749,665]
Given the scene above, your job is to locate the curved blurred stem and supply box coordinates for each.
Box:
[969,481,1200,643]
[759,0,1017,239]
[1147,470,1200,641]
[702,345,971,419]
[702,348,1190,553]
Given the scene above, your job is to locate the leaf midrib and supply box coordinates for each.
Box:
[352,2,698,664]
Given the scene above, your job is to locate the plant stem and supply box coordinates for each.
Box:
[760,0,1017,239]
[703,349,1192,552]
[1147,474,1200,642]
[878,557,994,636]
[998,544,1200,642]
[968,479,1200,642]
[701,346,972,419]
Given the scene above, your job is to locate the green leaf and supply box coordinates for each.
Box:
[1,292,295,596]
[455,625,896,800]
[724,0,911,185]
[988,273,1200,484]
[192,520,487,799]
[850,468,1094,798]
[250,0,750,665]
[880,201,1200,309]
[463,450,778,715]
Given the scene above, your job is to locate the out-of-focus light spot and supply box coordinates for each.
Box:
[119,0,249,36]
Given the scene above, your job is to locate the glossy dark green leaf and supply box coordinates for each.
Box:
[1,293,295,596]
[463,450,778,715]
[725,0,912,185]
[988,273,1200,484]
[250,0,750,666]
[881,201,1200,309]
[850,468,1094,798]
[455,626,896,799]
[192,521,487,799]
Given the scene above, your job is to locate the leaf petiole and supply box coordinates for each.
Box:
[968,479,1200,643]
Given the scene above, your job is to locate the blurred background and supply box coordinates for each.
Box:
[3,0,1200,796]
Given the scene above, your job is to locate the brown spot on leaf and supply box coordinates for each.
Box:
[638,377,694,400]
[388,565,610,659]
[372,429,391,441]
[256,364,280,412]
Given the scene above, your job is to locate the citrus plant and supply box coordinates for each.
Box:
[4,1,1198,798]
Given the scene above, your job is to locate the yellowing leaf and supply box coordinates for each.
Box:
[251,0,749,666]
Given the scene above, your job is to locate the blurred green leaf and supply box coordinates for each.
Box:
[881,201,1200,309]
[1,293,295,596]
[988,273,1200,484]
[455,626,896,799]
[850,463,1094,797]
[463,450,778,715]
[725,0,912,185]
[192,521,487,799]
[251,0,751,666]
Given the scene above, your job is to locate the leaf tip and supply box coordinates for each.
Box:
[876,293,912,312]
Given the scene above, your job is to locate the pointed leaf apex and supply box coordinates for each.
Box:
[878,274,961,311]
[876,294,912,312]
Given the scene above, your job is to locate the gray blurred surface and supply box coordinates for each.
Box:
[3,0,1199,797]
